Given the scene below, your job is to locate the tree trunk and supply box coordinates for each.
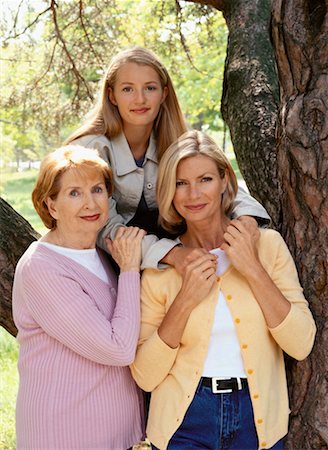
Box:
[220,0,280,224]
[271,1,328,448]
[0,198,40,336]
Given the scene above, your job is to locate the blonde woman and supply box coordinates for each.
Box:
[131,131,316,450]
[66,47,270,270]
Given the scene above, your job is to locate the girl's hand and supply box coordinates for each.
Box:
[105,226,146,272]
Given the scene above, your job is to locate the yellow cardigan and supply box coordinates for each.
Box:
[131,229,316,450]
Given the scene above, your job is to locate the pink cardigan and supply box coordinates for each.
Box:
[13,242,143,450]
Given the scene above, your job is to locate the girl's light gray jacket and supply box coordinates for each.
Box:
[72,133,271,269]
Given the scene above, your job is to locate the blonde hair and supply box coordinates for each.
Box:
[32,145,113,229]
[65,46,187,159]
[157,130,238,233]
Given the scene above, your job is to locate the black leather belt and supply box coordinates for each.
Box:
[201,377,248,394]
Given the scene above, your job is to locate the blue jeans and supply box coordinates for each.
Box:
[152,381,284,450]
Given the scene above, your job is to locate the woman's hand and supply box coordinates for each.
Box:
[237,215,260,239]
[222,220,291,327]
[178,254,217,308]
[162,245,214,276]
[105,226,146,272]
[157,253,217,348]
[221,218,261,278]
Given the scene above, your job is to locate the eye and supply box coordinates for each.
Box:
[146,85,157,91]
[201,177,213,182]
[69,190,79,197]
[122,86,132,93]
[176,180,186,186]
[93,185,104,194]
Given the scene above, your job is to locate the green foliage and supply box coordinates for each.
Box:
[0,328,18,450]
[1,0,228,163]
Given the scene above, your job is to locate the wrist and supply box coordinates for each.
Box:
[119,266,140,273]
[161,244,181,265]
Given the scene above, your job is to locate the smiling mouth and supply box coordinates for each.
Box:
[185,204,206,211]
[81,214,101,221]
[131,108,150,114]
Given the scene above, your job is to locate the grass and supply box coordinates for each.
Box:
[0,328,18,450]
[1,169,46,234]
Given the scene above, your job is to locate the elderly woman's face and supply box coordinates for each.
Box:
[173,154,227,225]
[47,168,109,237]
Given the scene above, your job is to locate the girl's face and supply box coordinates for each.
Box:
[109,62,168,132]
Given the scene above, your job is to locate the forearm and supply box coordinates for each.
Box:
[160,244,181,266]
[246,264,291,328]
[131,330,178,391]
[141,237,178,270]
[158,293,194,348]
[232,186,271,223]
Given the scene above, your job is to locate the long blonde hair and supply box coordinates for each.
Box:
[157,130,238,234]
[65,46,187,159]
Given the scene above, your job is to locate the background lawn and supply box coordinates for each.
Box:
[0,328,18,450]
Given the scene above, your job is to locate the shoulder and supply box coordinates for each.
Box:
[258,228,294,269]
[259,228,285,247]
[15,242,53,279]
[142,266,180,288]
[71,134,111,149]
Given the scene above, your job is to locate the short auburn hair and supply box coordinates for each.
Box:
[32,145,112,229]
[157,130,238,234]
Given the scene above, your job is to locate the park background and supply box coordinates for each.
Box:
[0,2,233,448]
[0,1,327,449]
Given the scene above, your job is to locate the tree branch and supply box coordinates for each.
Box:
[50,0,94,101]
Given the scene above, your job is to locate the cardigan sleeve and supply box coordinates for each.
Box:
[130,269,179,392]
[262,230,316,360]
[18,259,141,366]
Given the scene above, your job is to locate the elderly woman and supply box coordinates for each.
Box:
[13,146,145,450]
[130,131,316,450]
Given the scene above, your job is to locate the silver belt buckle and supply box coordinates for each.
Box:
[211,377,233,394]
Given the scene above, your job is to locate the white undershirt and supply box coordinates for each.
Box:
[39,242,108,283]
[202,248,247,378]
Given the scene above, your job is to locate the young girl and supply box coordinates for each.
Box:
[66,46,270,269]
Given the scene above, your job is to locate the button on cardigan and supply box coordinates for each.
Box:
[130,229,316,450]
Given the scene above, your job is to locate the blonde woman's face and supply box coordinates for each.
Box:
[173,155,228,226]
[109,62,168,132]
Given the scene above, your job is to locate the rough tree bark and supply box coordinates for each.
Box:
[271,1,328,448]
[220,0,280,224]
[0,198,40,336]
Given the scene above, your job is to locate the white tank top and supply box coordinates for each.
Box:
[202,248,247,377]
